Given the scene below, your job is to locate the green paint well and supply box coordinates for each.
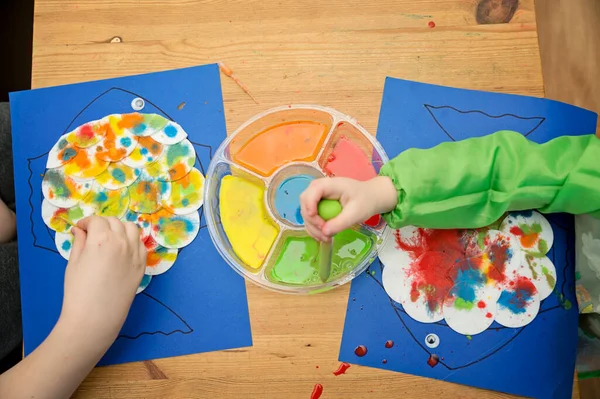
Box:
[268,229,372,285]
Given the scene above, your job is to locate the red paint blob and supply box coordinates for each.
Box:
[333,362,351,376]
[384,340,394,348]
[354,345,368,357]
[428,21,436,28]
[486,312,493,318]
[382,359,388,364]
[427,354,439,368]
[327,154,336,162]
[477,300,486,309]
[315,365,319,369]
[364,214,381,227]
[310,383,323,399]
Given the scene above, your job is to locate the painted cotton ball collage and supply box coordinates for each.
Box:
[380,211,556,336]
[41,112,204,294]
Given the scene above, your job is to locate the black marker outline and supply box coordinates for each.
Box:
[423,104,546,141]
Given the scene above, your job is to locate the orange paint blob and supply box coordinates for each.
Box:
[119,113,144,129]
[233,121,327,176]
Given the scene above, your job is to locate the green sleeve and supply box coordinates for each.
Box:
[379,130,600,229]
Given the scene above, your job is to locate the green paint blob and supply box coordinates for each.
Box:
[317,199,342,221]
[541,265,556,288]
[538,239,548,254]
[45,169,71,199]
[166,141,190,166]
[268,229,372,285]
[466,335,472,340]
[453,297,475,311]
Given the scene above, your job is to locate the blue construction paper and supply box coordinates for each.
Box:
[10,65,252,366]
[340,78,598,399]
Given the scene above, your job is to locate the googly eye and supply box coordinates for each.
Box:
[425,333,439,348]
[131,97,145,111]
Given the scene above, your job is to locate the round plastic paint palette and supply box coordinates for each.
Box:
[205,105,389,293]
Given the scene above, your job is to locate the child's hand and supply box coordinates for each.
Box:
[60,216,147,348]
[300,176,397,241]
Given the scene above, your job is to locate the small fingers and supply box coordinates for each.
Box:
[323,205,362,236]
[124,222,141,245]
[106,216,126,234]
[76,215,110,235]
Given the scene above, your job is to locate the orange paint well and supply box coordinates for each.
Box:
[232,121,327,176]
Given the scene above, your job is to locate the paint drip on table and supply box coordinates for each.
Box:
[42,112,204,293]
[211,108,388,292]
[380,211,556,335]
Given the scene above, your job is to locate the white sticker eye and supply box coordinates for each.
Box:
[425,333,440,348]
[131,97,145,111]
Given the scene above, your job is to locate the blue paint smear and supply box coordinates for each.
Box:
[96,191,108,202]
[111,168,126,183]
[61,240,71,251]
[120,137,132,147]
[140,147,149,155]
[164,125,178,138]
[453,268,485,301]
[512,210,533,218]
[132,123,147,135]
[274,174,314,226]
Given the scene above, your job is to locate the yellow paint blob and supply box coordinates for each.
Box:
[220,176,278,271]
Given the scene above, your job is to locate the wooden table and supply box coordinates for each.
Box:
[32,0,577,397]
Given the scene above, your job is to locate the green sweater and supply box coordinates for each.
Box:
[379,130,600,229]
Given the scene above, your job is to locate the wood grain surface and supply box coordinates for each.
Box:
[31,0,577,397]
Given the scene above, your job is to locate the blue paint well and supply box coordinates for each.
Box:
[274,174,314,226]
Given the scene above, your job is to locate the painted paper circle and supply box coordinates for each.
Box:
[63,147,110,180]
[65,119,107,148]
[443,283,497,336]
[146,139,196,182]
[95,161,141,190]
[127,113,169,137]
[150,209,200,249]
[42,168,93,208]
[152,120,188,144]
[146,245,178,275]
[495,276,540,328]
[46,135,79,168]
[122,136,164,168]
[162,167,205,214]
[91,115,137,162]
[42,199,91,233]
[500,211,554,256]
[137,274,152,294]
[128,171,171,214]
[80,185,130,219]
[55,231,74,260]
[523,254,556,301]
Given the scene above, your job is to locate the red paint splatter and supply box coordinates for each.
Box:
[315,365,319,369]
[310,383,323,399]
[384,340,394,348]
[427,354,439,368]
[354,345,368,357]
[333,362,351,376]
[382,359,388,364]
[477,301,486,309]
[428,21,436,28]
[486,312,493,318]
[79,124,95,140]
[327,154,336,162]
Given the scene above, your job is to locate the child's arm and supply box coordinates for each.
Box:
[0,216,146,399]
[381,130,600,229]
[301,130,600,239]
